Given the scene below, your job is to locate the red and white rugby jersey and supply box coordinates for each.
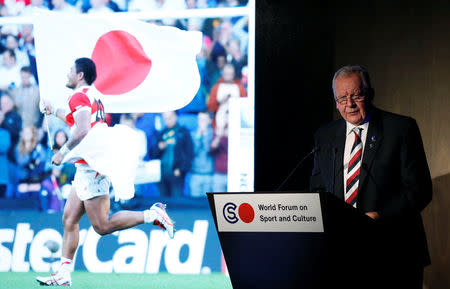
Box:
[65,86,107,164]
[65,86,107,130]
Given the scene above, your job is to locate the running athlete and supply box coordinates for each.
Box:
[36,58,174,286]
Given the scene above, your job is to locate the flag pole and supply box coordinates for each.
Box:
[44,112,53,150]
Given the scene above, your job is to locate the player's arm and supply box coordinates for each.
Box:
[42,101,67,122]
[53,107,68,122]
[65,109,91,149]
[51,110,91,165]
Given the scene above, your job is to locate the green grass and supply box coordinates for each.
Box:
[0,272,233,289]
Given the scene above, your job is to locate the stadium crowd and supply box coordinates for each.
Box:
[0,0,249,211]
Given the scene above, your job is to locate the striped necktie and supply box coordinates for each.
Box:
[345,127,362,207]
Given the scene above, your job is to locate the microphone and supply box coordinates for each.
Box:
[275,146,319,192]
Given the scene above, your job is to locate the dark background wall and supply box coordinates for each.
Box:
[255,1,449,288]
[255,1,335,192]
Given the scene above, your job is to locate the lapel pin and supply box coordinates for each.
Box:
[371,135,376,142]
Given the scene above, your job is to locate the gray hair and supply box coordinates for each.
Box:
[332,65,373,99]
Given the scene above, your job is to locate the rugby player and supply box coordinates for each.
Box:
[36,58,174,286]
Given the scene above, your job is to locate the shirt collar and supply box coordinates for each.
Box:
[74,85,90,93]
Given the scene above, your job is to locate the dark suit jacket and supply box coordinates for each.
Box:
[310,107,432,266]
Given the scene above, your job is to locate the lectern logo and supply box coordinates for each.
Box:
[223,202,238,224]
[223,202,255,224]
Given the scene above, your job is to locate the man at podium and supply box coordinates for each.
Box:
[310,65,432,288]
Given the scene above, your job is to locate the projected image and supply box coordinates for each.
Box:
[0,1,252,200]
[0,0,253,286]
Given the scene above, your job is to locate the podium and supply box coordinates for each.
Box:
[207,191,375,289]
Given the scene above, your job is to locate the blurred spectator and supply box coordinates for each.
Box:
[150,111,194,197]
[205,51,226,91]
[76,0,121,13]
[185,0,197,9]
[51,0,80,13]
[129,0,185,11]
[40,166,65,212]
[207,63,246,129]
[128,0,185,25]
[45,111,70,146]
[18,24,38,82]
[178,1,205,30]
[0,4,9,17]
[10,66,41,127]
[225,37,245,78]
[240,64,248,88]
[0,93,22,165]
[87,0,114,13]
[107,0,122,11]
[5,34,30,68]
[189,111,214,197]
[204,17,248,86]
[194,0,210,8]
[0,49,22,92]
[18,24,35,54]
[221,0,237,7]
[0,1,26,16]
[53,129,68,149]
[16,125,46,197]
[0,93,22,198]
[20,0,49,16]
[44,129,75,185]
[210,123,227,192]
[217,19,233,47]
[108,0,125,11]
[204,22,227,88]
[231,16,249,56]
[0,128,11,198]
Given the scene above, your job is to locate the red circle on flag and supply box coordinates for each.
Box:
[238,203,255,223]
[91,30,151,95]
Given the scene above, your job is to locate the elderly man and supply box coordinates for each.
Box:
[310,65,432,288]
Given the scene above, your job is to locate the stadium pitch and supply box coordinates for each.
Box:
[0,272,233,289]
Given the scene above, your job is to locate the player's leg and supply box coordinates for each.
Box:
[62,187,85,259]
[84,194,175,238]
[84,194,143,235]
[36,187,84,286]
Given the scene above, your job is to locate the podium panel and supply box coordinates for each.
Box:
[207,191,373,289]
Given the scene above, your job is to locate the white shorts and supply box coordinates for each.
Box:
[72,164,111,201]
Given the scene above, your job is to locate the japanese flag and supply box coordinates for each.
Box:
[34,10,202,113]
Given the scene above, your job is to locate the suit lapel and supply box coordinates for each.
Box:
[359,108,383,191]
[333,120,346,200]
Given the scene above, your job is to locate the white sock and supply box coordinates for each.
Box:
[143,209,157,223]
[59,257,72,273]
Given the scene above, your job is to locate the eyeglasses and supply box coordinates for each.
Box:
[335,94,365,105]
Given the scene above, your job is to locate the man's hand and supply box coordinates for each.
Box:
[44,103,54,115]
[365,211,381,220]
[40,99,51,114]
[51,151,64,166]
